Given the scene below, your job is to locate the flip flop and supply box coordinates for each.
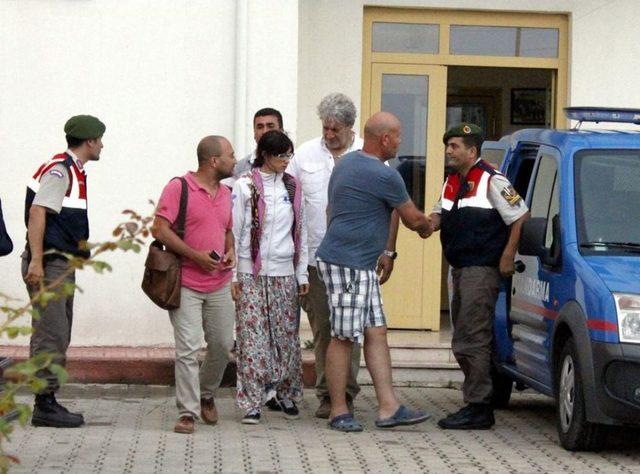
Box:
[328,413,364,432]
[375,405,431,428]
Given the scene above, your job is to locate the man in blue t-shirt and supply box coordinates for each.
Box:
[316,111,433,432]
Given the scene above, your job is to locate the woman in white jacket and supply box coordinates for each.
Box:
[231,130,309,424]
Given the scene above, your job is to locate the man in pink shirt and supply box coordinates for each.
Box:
[151,135,237,434]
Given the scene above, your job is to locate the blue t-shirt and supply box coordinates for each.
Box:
[316,151,410,270]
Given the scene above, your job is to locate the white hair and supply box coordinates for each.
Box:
[317,93,357,127]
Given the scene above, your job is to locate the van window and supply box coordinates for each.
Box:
[506,143,539,198]
[529,154,559,250]
[575,150,640,254]
[482,148,506,169]
[545,161,560,248]
[530,155,558,221]
[513,159,535,198]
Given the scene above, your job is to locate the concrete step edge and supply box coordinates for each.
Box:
[1,345,461,386]
[387,342,453,349]
[361,362,461,370]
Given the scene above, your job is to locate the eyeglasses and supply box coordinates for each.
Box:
[273,152,293,160]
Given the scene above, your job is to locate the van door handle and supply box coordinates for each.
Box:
[514,260,526,273]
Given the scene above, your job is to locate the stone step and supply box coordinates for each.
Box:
[359,367,463,388]
[0,345,316,388]
[302,324,455,357]
[386,346,455,364]
[386,337,453,350]
[382,360,460,369]
[1,332,462,388]
[357,351,462,387]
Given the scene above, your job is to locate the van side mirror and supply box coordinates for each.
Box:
[519,216,561,267]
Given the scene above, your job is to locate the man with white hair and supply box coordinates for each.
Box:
[287,93,399,418]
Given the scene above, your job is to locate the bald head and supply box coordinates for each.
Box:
[362,112,402,160]
[364,112,401,140]
[197,135,227,165]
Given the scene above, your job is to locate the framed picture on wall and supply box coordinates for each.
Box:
[511,88,547,125]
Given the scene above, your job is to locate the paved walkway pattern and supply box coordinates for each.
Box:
[7,385,640,473]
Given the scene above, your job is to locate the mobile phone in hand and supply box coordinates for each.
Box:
[209,250,221,261]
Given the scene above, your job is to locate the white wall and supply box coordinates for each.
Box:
[570,1,640,117]
[296,1,368,142]
[296,0,640,140]
[0,0,298,346]
[244,2,299,145]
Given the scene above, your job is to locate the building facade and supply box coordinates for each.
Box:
[1,0,638,346]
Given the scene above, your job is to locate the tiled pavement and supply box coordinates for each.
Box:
[6,385,640,473]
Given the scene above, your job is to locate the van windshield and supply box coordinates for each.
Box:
[575,149,640,255]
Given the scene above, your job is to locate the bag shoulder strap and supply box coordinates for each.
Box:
[0,198,14,256]
[174,177,188,239]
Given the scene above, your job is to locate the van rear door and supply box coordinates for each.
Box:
[493,142,539,364]
[509,145,562,394]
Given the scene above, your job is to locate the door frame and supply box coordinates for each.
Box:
[362,8,569,131]
[361,7,569,330]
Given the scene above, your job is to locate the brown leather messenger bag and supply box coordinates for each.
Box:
[141,177,187,310]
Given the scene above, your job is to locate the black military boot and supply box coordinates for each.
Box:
[32,393,84,428]
[437,403,495,430]
[51,394,85,420]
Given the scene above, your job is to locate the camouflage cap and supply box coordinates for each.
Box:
[64,115,106,139]
[442,122,483,144]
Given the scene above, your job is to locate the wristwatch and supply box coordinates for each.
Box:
[383,250,397,260]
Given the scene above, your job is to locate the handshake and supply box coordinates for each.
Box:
[397,206,440,240]
[417,215,435,239]
[415,212,440,239]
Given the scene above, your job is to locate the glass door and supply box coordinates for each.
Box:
[370,63,447,329]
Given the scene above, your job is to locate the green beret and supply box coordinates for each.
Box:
[442,122,483,144]
[64,115,106,139]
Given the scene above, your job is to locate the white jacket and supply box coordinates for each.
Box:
[231,170,308,285]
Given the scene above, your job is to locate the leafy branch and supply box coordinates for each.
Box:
[0,206,154,472]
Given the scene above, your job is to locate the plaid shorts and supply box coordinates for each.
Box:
[316,259,386,343]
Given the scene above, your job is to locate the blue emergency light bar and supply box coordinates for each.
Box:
[565,106,640,125]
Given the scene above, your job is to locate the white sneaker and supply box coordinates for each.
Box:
[241,409,261,425]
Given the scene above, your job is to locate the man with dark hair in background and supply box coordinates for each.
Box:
[223,107,283,188]
[151,135,237,434]
[23,114,105,428]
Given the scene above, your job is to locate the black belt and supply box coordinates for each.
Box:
[43,253,68,263]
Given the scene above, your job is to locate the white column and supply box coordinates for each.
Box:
[234,0,249,155]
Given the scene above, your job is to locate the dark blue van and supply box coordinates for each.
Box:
[484,107,640,451]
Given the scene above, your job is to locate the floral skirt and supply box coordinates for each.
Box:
[235,273,303,411]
